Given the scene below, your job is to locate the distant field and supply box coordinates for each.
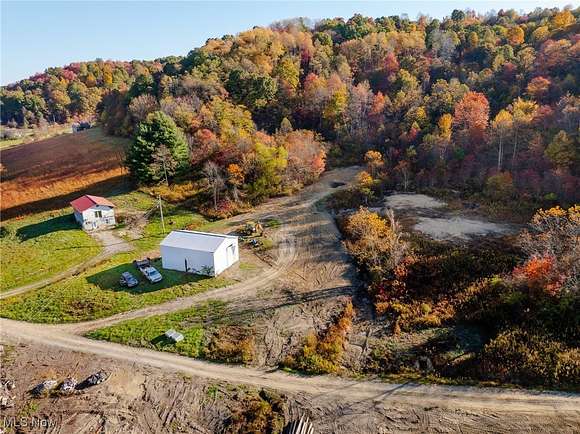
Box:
[0,124,72,150]
[0,127,130,217]
[0,208,101,292]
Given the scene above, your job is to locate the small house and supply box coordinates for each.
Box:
[70,195,116,231]
[160,230,239,276]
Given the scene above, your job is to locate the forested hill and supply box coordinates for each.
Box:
[1,7,579,204]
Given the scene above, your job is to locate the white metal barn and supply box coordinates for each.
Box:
[160,230,239,276]
[70,195,116,231]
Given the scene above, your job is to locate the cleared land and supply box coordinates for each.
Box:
[0,208,101,292]
[0,201,244,322]
[1,168,578,432]
[3,343,578,434]
[0,127,130,217]
[384,192,515,241]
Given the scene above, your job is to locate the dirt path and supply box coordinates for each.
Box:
[1,167,579,426]
[2,318,579,416]
[0,229,133,299]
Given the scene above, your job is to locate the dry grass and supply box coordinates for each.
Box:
[1,127,129,215]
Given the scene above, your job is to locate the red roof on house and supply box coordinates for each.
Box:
[70,195,115,213]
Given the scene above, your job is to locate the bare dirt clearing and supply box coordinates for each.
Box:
[384,193,447,210]
[384,193,516,241]
[1,342,578,433]
[414,216,512,241]
[1,169,578,432]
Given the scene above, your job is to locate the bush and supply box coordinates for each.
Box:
[226,389,286,434]
[203,326,255,364]
[480,329,580,389]
[143,181,200,203]
[283,301,354,374]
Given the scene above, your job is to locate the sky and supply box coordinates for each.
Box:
[1,0,575,85]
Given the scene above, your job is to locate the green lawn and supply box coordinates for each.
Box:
[0,252,233,323]
[109,189,158,213]
[133,207,209,252]
[86,300,227,358]
[0,209,101,292]
[0,204,235,322]
[0,194,244,322]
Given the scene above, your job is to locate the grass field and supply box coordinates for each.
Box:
[0,124,72,150]
[0,200,238,322]
[1,127,130,216]
[0,252,233,323]
[86,301,228,358]
[0,208,101,292]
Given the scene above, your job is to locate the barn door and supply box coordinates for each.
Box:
[226,244,234,265]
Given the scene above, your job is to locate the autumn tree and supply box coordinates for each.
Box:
[491,109,513,171]
[545,131,577,169]
[519,205,580,293]
[364,150,383,178]
[343,207,409,276]
[226,163,244,202]
[453,91,490,146]
[203,161,225,210]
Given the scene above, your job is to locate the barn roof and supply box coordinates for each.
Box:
[160,230,237,253]
[70,195,116,213]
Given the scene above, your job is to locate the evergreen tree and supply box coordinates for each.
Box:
[126,111,188,184]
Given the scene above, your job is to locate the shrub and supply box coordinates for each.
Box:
[201,198,248,219]
[480,329,580,389]
[226,389,286,434]
[283,301,354,374]
[143,181,200,203]
[203,326,255,364]
[485,172,515,200]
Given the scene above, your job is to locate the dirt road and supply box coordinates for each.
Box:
[2,318,579,416]
[0,229,132,299]
[1,166,579,430]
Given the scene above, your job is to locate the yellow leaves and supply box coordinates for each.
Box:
[438,113,453,140]
[356,171,374,189]
[510,98,538,123]
[551,10,575,29]
[507,26,525,45]
[344,207,389,241]
[492,109,514,131]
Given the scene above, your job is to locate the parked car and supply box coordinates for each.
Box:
[133,259,163,283]
[119,271,139,288]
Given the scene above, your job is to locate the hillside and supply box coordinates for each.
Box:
[1,7,578,210]
[0,127,130,217]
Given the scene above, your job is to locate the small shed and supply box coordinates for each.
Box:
[164,329,184,343]
[70,195,116,231]
[160,230,239,276]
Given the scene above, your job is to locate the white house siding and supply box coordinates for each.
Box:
[161,245,216,276]
[79,205,116,231]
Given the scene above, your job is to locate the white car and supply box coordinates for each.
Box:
[142,266,163,283]
[133,259,163,283]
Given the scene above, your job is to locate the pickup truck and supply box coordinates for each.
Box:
[133,259,163,283]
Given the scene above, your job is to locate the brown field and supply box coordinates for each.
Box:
[1,128,131,218]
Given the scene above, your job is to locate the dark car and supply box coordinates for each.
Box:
[119,271,139,288]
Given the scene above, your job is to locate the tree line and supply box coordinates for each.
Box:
[1,7,578,205]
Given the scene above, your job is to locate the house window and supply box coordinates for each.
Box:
[94,210,103,218]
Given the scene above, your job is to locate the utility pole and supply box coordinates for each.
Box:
[158,195,166,233]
